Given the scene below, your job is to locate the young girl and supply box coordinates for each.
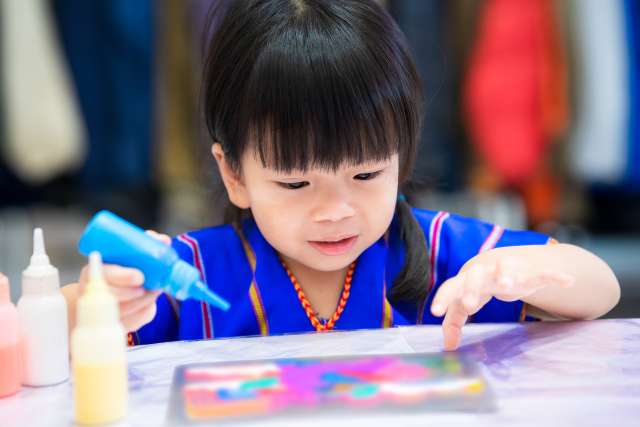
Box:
[62,0,620,351]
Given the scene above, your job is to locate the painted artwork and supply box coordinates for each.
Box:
[167,353,494,424]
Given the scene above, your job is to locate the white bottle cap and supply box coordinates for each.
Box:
[22,228,60,295]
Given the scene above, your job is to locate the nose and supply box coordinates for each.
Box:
[310,186,356,223]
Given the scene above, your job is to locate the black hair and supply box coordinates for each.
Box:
[202,0,430,309]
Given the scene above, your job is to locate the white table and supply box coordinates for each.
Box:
[1,319,639,426]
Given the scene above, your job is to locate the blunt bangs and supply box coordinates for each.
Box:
[203,0,423,180]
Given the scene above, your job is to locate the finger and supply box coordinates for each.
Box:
[80,263,144,289]
[119,291,162,318]
[123,301,158,332]
[109,285,147,302]
[146,230,172,245]
[461,263,490,314]
[431,274,465,317]
[493,256,519,293]
[442,301,468,351]
[103,265,145,288]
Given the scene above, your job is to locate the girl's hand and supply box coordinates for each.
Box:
[77,230,172,333]
[430,256,575,351]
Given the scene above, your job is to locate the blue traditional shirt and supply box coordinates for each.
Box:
[129,208,552,345]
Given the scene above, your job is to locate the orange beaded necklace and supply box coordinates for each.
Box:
[281,259,356,332]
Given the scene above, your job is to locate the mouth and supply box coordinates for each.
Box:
[308,235,358,256]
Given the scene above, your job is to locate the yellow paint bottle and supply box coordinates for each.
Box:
[71,252,127,425]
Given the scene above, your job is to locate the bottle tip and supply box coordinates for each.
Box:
[33,228,44,253]
[30,227,51,267]
[88,252,104,284]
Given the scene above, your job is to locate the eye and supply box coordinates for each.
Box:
[278,181,309,190]
[354,170,382,180]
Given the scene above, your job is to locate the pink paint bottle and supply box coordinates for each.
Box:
[0,274,21,397]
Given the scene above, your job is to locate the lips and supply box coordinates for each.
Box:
[308,235,358,256]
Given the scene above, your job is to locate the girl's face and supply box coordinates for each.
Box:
[213,144,399,272]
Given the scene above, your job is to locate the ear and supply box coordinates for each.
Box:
[211,143,251,209]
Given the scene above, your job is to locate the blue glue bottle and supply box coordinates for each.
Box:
[78,210,230,311]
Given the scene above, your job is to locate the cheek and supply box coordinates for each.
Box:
[251,196,291,227]
[252,209,303,262]
[368,193,396,234]
[364,173,397,210]
[248,188,303,245]
[364,174,397,232]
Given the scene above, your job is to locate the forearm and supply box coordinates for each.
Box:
[473,244,620,319]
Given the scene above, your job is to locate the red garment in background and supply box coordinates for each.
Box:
[464,0,567,187]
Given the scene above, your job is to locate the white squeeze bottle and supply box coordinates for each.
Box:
[17,228,69,386]
[72,251,128,425]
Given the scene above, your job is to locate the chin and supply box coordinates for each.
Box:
[299,252,360,272]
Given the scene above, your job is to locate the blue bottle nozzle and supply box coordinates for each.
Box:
[189,281,230,311]
[78,210,230,311]
[164,258,230,311]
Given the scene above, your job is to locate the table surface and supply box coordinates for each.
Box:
[1,318,639,427]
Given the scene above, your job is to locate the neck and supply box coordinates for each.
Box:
[280,254,350,318]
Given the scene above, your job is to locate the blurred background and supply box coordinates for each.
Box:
[0,0,638,317]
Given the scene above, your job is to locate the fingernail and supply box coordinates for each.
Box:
[432,304,443,315]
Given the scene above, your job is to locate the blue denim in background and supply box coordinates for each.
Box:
[388,0,462,192]
[624,0,640,189]
[52,0,154,193]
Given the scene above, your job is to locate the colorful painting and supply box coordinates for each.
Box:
[168,353,494,424]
